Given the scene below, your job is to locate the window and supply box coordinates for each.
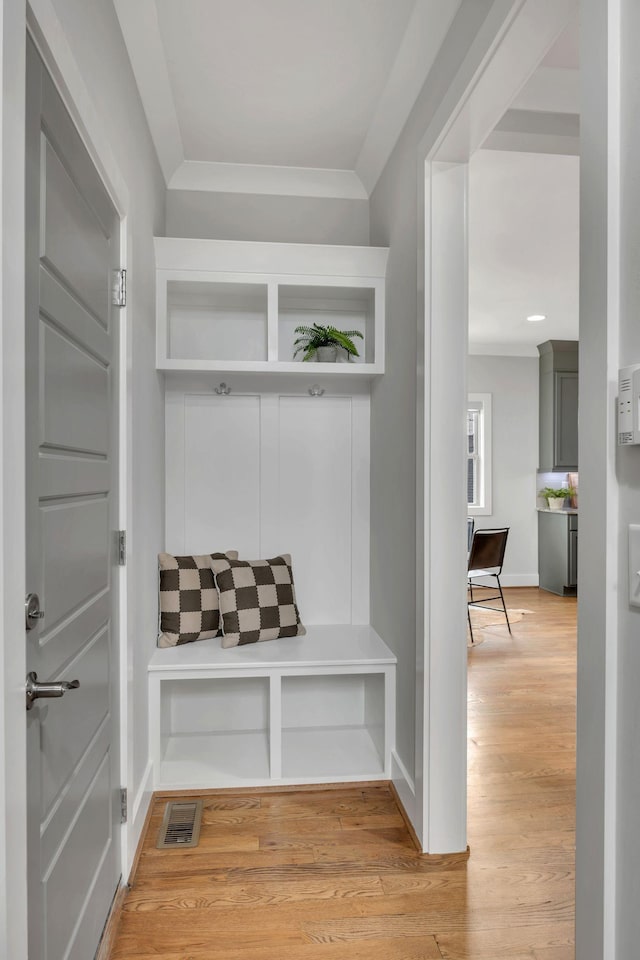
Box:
[467,394,492,515]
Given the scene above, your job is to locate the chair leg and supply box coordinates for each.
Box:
[496,575,511,634]
[468,605,474,643]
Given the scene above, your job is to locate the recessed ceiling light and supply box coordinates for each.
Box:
[527,314,546,322]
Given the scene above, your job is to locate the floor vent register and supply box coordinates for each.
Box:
[156,800,203,849]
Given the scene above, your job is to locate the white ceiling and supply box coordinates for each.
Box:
[469,14,580,355]
[468,149,579,355]
[156,0,414,169]
[115,1,580,354]
[115,0,461,197]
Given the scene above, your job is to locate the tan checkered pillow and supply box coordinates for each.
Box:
[158,551,238,648]
[211,554,305,649]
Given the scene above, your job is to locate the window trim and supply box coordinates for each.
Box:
[467,393,492,516]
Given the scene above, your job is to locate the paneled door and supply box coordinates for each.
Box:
[25,38,121,960]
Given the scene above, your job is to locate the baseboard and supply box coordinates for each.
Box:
[126,760,153,880]
[94,882,127,960]
[390,750,417,833]
[500,574,539,587]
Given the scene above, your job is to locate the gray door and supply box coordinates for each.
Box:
[25,37,121,960]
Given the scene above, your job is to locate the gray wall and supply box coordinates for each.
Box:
[467,355,539,584]
[49,0,165,816]
[368,0,493,781]
[166,190,369,245]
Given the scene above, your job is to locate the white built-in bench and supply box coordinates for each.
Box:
[148,625,396,791]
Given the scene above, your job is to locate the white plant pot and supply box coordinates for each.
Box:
[315,345,338,362]
[547,497,565,510]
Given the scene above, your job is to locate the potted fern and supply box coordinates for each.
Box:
[293,324,364,363]
[540,486,575,511]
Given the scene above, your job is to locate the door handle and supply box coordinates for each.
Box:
[25,671,80,711]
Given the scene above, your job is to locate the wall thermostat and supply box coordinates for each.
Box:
[618,364,640,445]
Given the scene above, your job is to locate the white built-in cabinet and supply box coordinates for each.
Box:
[155,237,387,373]
[151,237,395,791]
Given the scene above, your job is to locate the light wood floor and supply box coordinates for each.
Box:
[108,587,576,960]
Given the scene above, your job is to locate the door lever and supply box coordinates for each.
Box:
[25,672,80,711]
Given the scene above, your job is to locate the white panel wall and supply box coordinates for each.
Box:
[467,355,539,585]
[278,397,353,623]
[171,394,261,557]
[165,382,370,625]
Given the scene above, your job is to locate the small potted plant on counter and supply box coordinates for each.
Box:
[293,324,364,362]
[540,486,576,511]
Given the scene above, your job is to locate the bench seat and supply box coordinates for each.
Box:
[148,624,396,790]
[149,623,396,674]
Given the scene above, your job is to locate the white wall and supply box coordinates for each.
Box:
[166,189,370,246]
[467,355,539,585]
[33,0,166,869]
[368,0,494,805]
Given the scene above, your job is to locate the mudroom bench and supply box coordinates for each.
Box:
[148,625,396,791]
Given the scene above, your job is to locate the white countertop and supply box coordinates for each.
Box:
[537,507,578,515]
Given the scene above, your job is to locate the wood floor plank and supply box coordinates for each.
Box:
[123,875,386,910]
[107,587,576,960]
[108,934,442,960]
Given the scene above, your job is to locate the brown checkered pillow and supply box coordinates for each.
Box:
[158,551,238,648]
[211,554,306,649]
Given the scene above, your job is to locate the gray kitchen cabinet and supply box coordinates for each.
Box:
[538,511,578,596]
[538,340,578,471]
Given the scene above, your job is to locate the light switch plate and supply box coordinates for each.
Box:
[629,524,640,606]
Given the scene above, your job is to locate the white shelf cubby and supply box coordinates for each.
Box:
[155,237,387,375]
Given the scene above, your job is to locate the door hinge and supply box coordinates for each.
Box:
[111,268,126,308]
[120,787,128,824]
[117,530,126,566]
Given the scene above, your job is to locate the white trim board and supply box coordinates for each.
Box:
[112,0,182,183]
[169,161,368,201]
[0,2,28,956]
[415,0,577,858]
[468,341,540,357]
[499,574,540,587]
[391,751,417,838]
[126,760,153,878]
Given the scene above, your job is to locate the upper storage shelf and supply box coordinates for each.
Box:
[155,237,388,375]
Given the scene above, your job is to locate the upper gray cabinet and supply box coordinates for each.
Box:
[538,340,578,471]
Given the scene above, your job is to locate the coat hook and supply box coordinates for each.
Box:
[309,384,325,397]
[214,382,231,395]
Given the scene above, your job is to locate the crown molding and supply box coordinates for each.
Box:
[168,161,368,200]
[511,65,579,114]
[114,0,183,182]
[356,0,461,195]
[468,342,541,357]
[484,108,580,155]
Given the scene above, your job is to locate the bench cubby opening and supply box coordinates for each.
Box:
[156,675,271,789]
[281,672,386,781]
